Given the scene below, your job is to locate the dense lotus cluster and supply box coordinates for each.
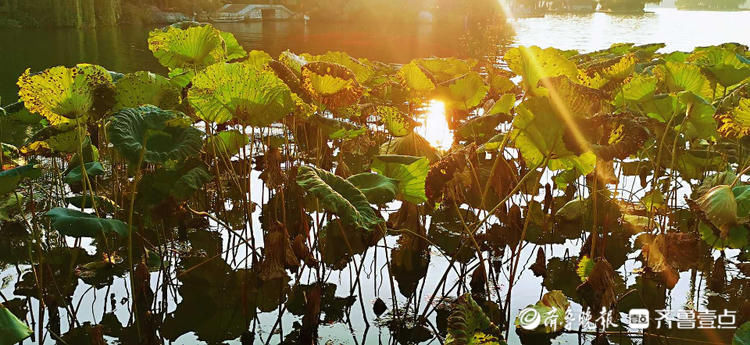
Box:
[1,21,750,345]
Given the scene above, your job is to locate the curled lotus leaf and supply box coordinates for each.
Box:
[17,64,114,125]
[302,61,364,109]
[302,51,375,84]
[717,98,750,138]
[107,105,203,165]
[148,23,245,70]
[296,165,383,230]
[697,185,738,232]
[244,50,273,70]
[188,62,295,126]
[690,46,750,87]
[371,155,430,204]
[514,290,569,334]
[379,132,440,162]
[0,164,41,195]
[22,125,86,154]
[445,293,504,345]
[114,71,181,110]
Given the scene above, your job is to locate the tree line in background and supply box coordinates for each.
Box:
[0,0,503,28]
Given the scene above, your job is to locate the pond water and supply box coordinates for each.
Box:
[0,7,749,345]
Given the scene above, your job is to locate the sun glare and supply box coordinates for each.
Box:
[418,100,453,151]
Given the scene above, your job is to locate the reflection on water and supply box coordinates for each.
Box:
[1,8,749,102]
[418,100,453,151]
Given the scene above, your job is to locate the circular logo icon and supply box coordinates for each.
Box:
[518,307,541,330]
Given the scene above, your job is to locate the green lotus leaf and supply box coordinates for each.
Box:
[0,193,24,221]
[206,130,249,157]
[189,62,295,126]
[576,256,595,281]
[138,162,212,206]
[417,57,477,83]
[17,64,114,125]
[148,24,226,70]
[489,71,517,96]
[114,71,181,110]
[640,93,685,123]
[379,132,440,162]
[514,290,570,334]
[445,294,503,345]
[302,51,375,84]
[0,106,43,148]
[302,61,364,109]
[699,222,747,249]
[377,106,419,137]
[107,105,203,165]
[456,114,507,143]
[439,72,489,111]
[0,164,41,195]
[219,31,247,61]
[296,165,383,230]
[45,207,128,238]
[697,185,738,229]
[22,125,85,154]
[347,172,399,204]
[734,322,750,345]
[398,61,436,93]
[538,75,604,118]
[309,115,367,139]
[486,93,516,116]
[244,50,273,70]
[279,50,308,76]
[734,185,750,219]
[63,161,104,184]
[677,91,717,140]
[655,61,708,95]
[168,68,195,88]
[615,74,657,104]
[371,155,429,204]
[511,97,595,174]
[505,46,579,96]
[0,303,32,345]
[691,46,750,87]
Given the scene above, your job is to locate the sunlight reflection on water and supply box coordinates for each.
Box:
[418,100,453,151]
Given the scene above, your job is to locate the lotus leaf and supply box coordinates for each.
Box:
[107,105,203,165]
[0,304,32,345]
[244,50,273,70]
[148,23,243,70]
[301,61,364,109]
[445,294,503,345]
[137,162,212,206]
[297,165,382,230]
[398,61,436,93]
[514,290,569,334]
[23,124,86,154]
[0,164,40,195]
[505,46,578,96]
[377,106,419,137]
[46,207,128,238]
[114,71,181,110]
[206,130,249,157]
[697,185,738,231]
[717,98,750,138]
[189,62,295,126]
[511,97,595,174]
[734,321,750,345]
[371,155,429,204]
[347,173,399,204]
[302,51,375,84]
[655,61,708,96]
[63,161,104,184]
[379,132,440,161]
[440,71,489,111]
[691,46,750,87]
[17,64,114,125]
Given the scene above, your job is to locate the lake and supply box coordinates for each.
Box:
[1,7,749,345]
[2,8,749,103]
